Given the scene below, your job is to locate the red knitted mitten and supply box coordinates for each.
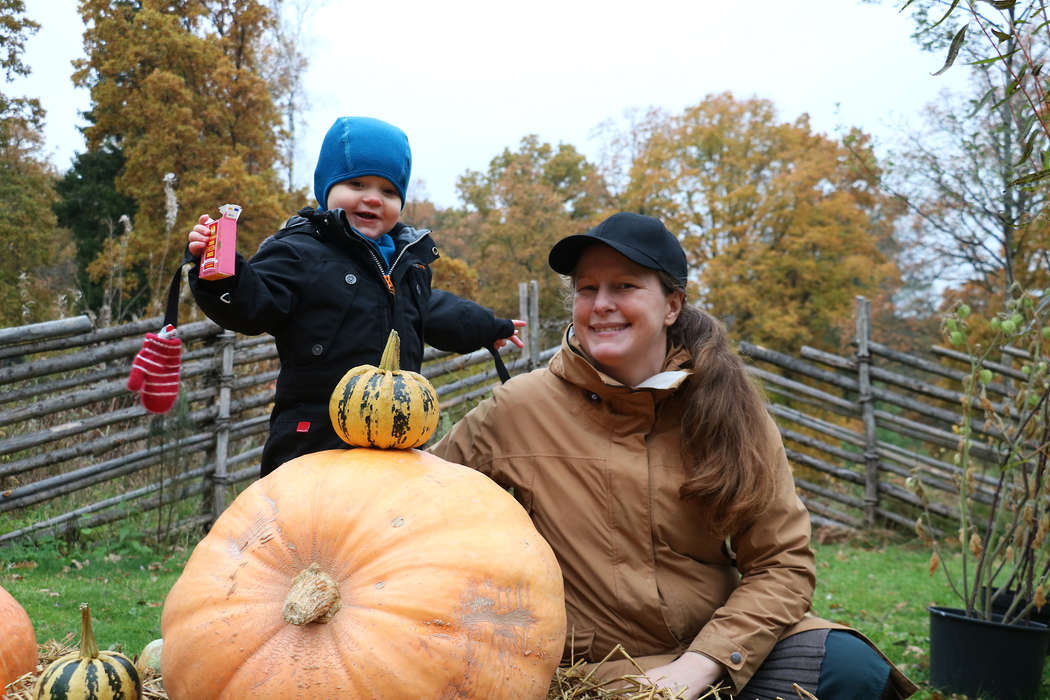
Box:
[127,324,182,414]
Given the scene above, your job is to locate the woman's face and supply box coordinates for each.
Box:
[572,244,683,387]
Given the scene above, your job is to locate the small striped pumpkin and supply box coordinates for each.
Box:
[329,330,439,448]
[34,603,140,700]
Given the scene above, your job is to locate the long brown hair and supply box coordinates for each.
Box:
[662,276,777,534]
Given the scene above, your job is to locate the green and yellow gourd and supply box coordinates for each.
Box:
[329,330,438,448]
[34,603,141,700]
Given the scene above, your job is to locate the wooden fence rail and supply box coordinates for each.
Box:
[0,281,547,546]
[0,288,1015,546]
[739,295,1016,534]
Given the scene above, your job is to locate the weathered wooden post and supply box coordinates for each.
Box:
[528,280,540,370]
[855,296,880,527]
[519,282,531,368]
[210,330,236,521]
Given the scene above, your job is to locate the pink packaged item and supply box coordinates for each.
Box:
[199,203,242,280]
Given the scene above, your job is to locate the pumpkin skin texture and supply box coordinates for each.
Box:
[0,584,36,696]
[160,448,566,700]
[34,603,141,700]
[329,330,439,448]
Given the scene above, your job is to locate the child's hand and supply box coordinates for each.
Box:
[187,214,212,256]
[493,319,526,351]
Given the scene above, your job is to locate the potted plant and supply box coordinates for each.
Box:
[910,290,1050,700]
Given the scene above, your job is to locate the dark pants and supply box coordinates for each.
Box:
[737,629,893,700]
[260,402,347,477]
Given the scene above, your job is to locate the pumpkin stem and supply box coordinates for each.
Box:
[282,563,342,625]
[378,330,401,372]
[78,603,100,659]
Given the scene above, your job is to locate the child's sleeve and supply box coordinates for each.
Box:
[186,237,302,336]
[425,289,515,354]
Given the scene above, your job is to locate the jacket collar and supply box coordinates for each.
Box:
[294,208,438,264]
[550,324,692,399]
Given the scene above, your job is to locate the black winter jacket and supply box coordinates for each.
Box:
[188,207,513,475]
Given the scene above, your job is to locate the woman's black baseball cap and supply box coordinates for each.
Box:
[548,212,688,288]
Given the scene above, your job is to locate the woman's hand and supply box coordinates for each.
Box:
[187,214,212,257]
[640,652,725,700]
[493,319,526,351]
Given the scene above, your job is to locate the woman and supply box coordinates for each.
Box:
[429,212,915,699]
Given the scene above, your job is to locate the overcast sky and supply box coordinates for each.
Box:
[13,1,970,209]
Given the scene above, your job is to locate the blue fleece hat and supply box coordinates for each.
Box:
[313,116,412,210]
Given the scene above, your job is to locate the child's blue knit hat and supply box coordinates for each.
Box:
[313,116,412,210]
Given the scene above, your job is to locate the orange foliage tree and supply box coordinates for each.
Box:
[74,0,302,315]
[614,93,904,352]
[401,197,481,302]
[450,135,612,322]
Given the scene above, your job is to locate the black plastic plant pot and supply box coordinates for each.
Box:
[928,605,1050,700]
[983,586,1050,626]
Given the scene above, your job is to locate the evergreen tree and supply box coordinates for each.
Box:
[53,141,139,316]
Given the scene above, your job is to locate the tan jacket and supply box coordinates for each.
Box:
[431,328,915,696]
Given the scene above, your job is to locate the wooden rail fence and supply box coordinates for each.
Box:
[739,296,1006,534]
[0,289,1001,546]
[0,282,552,546]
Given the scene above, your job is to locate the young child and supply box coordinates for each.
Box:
[186,116,523,477]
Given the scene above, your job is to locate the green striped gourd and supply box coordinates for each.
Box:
[329,330,439,448]
[34,603,141,700]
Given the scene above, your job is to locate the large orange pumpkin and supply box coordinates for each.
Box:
[160,448,566,699]
[0,584,37,697]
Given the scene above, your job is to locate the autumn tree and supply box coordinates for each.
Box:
[399,196,480,302]
[0,0,77,326]
[450,135,612,322]
[74,0,302,317]
[890,85,1050,311]
[261,0,312,191]
[613,93,902,352]
[870,0,1050,308]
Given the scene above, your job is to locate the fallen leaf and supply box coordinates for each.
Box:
[8,560,38,570]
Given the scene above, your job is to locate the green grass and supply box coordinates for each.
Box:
[812,536,951,696]
[1,536,192,659]
[2,532,1046,698]
[811,534,1050,699]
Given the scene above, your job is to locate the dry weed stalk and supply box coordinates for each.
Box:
[546,643,732,700]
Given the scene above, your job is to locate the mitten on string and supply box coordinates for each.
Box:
[127,323,182,414]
